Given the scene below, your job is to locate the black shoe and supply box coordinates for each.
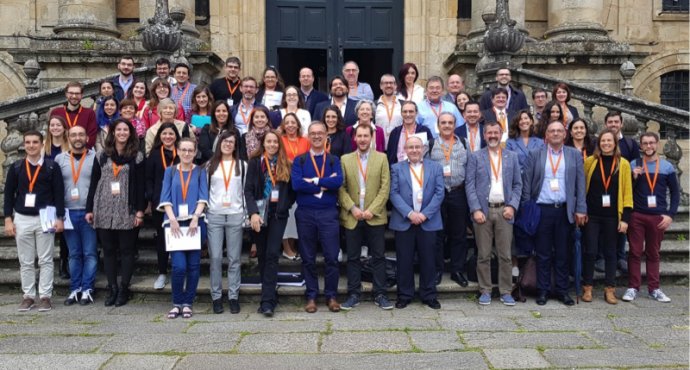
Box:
[105,285,119,307]
[213,299,224,314]
[258,304,274,317]
[229,299,240,314]
[422,299,441,309]
[450,272,468,287]
[114,283,130,307]
[558,294,575,306]
[435,272,443,286]
[59,259,70,280]
[64,291,80,306]
[395,299,412,309]
[536,291,548,306]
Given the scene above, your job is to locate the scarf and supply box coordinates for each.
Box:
[245,125,271,158]
[101,150,139,214]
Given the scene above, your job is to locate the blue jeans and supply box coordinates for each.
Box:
[63,209,98,293]
[170,220,206,306]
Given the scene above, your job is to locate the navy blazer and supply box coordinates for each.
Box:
[520,145,587,224]
[465,148,523,224]
[479,86,530,112]
[565,104,580,121]
[504,136,545,171]
[313,98,358,127]
[304,89,329,118]
[389,159,445,232]
[481,108,516,129]
[455,124,487,151]
[386,124,434,167]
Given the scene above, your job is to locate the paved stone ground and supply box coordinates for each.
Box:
[0,286,688,370]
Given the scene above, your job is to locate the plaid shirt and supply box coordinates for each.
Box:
[172,82,197,117]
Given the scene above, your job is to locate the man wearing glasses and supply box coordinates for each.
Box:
[229,77,268,135]
[375,74,404,147]
[343,61,374,101]
[521,120,587,306]
[49,81,98,149]
[479,69,529,112]
[210,57,243,107]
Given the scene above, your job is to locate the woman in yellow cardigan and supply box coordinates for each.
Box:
[582,129,633,304]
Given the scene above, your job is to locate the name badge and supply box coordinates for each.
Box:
[24,193,36,208]
[70,188,79,200]
[271,189,279,202]
[111,182,121,195]
[222,194,232,207]
[314,191,323,199]
[443,165,451,177]
[227,98,233,106]
[417,190,423,203]
[602,195,611,207]
[550,179,559,191]
[178,204,189,218]
[648,195,657,207]
[360,188,366,199]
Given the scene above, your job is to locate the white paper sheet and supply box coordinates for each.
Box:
[165,227,202,251]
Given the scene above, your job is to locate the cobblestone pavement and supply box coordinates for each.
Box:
[0,286,688,370]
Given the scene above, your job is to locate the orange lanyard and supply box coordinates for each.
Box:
[286,137,299,158]
[428,101,442,118]
[440,138,455,163]
[220,158,235,192]
[70,152,85,185]
[548,148,563,177]
[310,152,326,178]
[562,104,568,125]
[25,159,41,193]
[64,106,82,128]
[178,165,193,202]
[469,126,477,151]
[383,97,395,123]
[264,153,276,187]
[489,149,502,181]
[410,163,424,187]
[161,146,176,169]
[240,105,254,126]
[357,153,368,182]
[599,157,617,194]
[113,163,123,180]
[582,148,587,163]
[325,137,331,154]
[644,157,659,194]
[350,84,358,96]
[174,83,191,104]
[226,78,240,96]
[404,124,416,141]
[493,108,506,131]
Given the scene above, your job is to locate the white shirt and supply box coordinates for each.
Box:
[465,124,482,152]
[396,84,425,104]
[409,160,424,212]
[332,98,347,116]
[280,108,311,137]
[488,149,505,203]
[375,96,403,147]
[494,109,509,143]
[208,160,246,215]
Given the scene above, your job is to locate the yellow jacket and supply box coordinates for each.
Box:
[584,156,633,222]
[338,150,390,230]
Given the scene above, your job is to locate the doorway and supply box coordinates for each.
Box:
[277,48,329,92]
[343,49,393,99]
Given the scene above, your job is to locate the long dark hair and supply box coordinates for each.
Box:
[250,130,291,182]
[279,85,306,110]
[396,63,419,98]
[565,118,594,153]
[536,101,564,138]
[210,100,235,134]
[152,122,181,150]
[104,118,139,157]
[96,95,120,129]
[258,66,285,91]
[126,80,150,101]
[321,105,345,132]
[191,84,214,113]
[279,112,303,137]
[248,106,271,132]
[207,130,241,177]
[508,109,536,139]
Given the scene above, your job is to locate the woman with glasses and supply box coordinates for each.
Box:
[255,67,285,111]
[142,79,185,129]
[158,137,208,319]
[199,101,241,164]
[272,85,311,133]
[345,100,385,153]
[145,98,192,156]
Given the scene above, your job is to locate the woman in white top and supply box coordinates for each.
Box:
[275,85,311,135]
[395,63,425,104]
[205,130,247,315]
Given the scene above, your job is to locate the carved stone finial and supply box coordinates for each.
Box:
[476,0,525,81]
[619,61,636,96]
[23,60,41,95]
[140,0,183,64]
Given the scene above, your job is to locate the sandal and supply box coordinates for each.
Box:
[167,306,181,319]
[182,307,193,319]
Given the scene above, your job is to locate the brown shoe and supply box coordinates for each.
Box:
[38,297,52,312]
[18,297,35,312]
[304,299,317,313]
[582,285,593,302]
[605,286,618,305]
[327,298,340,312]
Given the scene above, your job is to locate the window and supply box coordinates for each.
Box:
[196,0,210,25]
[659,70,689,139]
[663,0,689,11]
[457,0,471,19]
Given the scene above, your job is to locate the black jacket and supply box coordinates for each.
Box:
[327,130,353,158]
[244,156,296,219]
[304,89,329,118]
[198,125,242,164]
[145,147,180,206]
[479,86,529,112]
[386,124,433,166]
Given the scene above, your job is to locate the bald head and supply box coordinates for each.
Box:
[447,75,463,95]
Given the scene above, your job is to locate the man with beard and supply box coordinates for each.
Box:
[49,81,98,149]
[229,77,268,134]
[386,101,433,166]
[313,76,358,127]
[112,56,135,102]
[479,68,529,112]
[375,74,404,147]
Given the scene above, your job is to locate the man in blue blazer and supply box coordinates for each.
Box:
[229,77,268,134]
[313,75,358,127]
[387,101,433,166]
[299,67,328,118]
[521,120,587,306]
[455,101,486,152]
[466,121,522,305]
[389,136,445,310]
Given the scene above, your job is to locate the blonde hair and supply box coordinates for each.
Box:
[45,116,70,155]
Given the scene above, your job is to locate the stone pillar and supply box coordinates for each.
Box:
[544,0,611,42]
[53,0,121,39]
[140,0,199,38]
[467,0,529,42]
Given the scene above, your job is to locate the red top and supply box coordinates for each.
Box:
[50,106,98,149]
[281,136,311,161]
[141,104,186,129]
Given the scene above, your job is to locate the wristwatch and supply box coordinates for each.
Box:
[193,212,202,218]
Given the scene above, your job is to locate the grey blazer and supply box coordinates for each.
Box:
[520,145,587,224]
[465,147,522,224]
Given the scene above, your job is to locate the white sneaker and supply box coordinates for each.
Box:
[360,246,369,259]
[154,274,167,290]
[622,288,638,302]
[338,249,343,262]
[648,289,671,302]
[512,266,519,277]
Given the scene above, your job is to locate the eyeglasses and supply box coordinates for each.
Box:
[640,141,658,147]
[381,82,396,85]
[178,149,195,154]
[156,86,169,90]
[285,93,299,98]
[67,92,82,96]
[497,73,511,77]
[308,132,326,137]
[343,69,358,73]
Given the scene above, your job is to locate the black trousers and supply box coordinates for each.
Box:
[583,214,618,287]
[98,228,138,287]
[345,221,386,296]
[153,211,168,274]
[58,232,68,261]
[253,212,288,309]
[435,187,469,274]
[396,225,437,300]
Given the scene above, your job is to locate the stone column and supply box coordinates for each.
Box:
[53,0,120,38]
[140,0,199,38]
[544,0,611,42]
[467,0,529,42]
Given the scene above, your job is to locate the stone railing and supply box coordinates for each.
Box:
[0,66,155,212]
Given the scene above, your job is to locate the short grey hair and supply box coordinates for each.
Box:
[343,61,359,71]
[157,98,178,118]
[355,99,376,116]
[426,76,444,89]
[484,120,504,133]
[380,74,396,84]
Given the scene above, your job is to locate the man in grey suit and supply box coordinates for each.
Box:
[466,121,522,306]
[521,120,587,306]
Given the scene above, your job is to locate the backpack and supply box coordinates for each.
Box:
[13,158,54,182]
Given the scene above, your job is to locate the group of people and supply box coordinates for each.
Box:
[4,56,680,317]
